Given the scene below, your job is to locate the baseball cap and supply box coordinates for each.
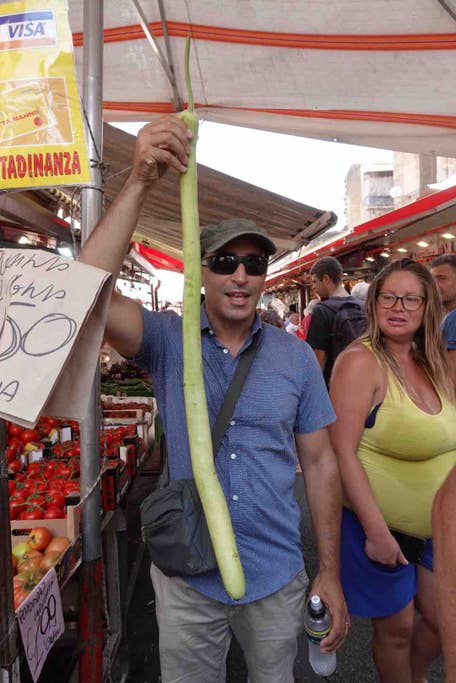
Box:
[200,218,277,257]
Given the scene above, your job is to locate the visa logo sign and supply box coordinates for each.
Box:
[0,10,57,51]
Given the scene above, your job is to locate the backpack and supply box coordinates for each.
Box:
[321,297,366,362]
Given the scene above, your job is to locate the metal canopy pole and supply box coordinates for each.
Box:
[78,1,104,681]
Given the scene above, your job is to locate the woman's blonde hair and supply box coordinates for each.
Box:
[364,258,453,400]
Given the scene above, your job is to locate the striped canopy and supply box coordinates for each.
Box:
[69,0,456,156]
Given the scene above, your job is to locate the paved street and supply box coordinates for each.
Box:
[126,472,444,682]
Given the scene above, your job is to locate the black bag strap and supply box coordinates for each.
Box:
[160,331,261,483]
[211,332,260,457]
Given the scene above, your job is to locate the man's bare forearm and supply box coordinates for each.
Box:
[302,450,342,574]
[79,177,148,276]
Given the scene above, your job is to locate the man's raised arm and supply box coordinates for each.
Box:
[78,115,191,357]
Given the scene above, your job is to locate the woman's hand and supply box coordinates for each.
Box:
[365,528,409,567]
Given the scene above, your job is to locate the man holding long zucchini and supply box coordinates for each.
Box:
[79,115,348,682]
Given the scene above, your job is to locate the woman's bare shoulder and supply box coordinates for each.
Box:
[337,340,378,368]
[332,340,384,388]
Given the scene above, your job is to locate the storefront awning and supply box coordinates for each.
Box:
[102,123,336,261]
[131,242,184,273]
[265,185,456,290]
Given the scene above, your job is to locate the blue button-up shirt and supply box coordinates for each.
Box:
[134,305,335,604]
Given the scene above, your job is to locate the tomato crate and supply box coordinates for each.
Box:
[54,536,82,588]
[101,462,130,511]
[118,462,130,502]
[10,505,80,547]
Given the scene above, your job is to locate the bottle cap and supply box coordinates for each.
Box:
[309,594,325,617]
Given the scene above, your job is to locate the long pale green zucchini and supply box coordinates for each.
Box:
[179,37,245,600]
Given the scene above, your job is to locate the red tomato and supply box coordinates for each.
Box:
[72,443,81,456]
[18,506,43,520]
[44,506,65,519]
[26,462,41,474]
[26,494,46,508]
[10,491,26,503]
[27,527,52,550]
[8,480,15,495]
[21,479,37,495]
[43,464,57,479]
[7,436,21,451]
[45,492,65,509]
[13,570,41,609]
[20,429,40,444]
[39,422,52,436]
[33,481,48,493]
[8,424,23,438]
[8,460,21,474]
[63,482,80,495]
[9,502,19,519]
[6,445,17,463]
[45,417,58,428]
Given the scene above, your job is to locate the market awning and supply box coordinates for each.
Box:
[265,184,456,290]
[102,122,337,261]
[69,1,456,157]
[131,242,184,273]
[0,122,336,260]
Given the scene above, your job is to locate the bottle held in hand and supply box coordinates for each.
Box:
[304,594,337,677]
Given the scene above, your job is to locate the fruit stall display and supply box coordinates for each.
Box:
[6,413,151,518]
[101,360,154,397]
[12,528,73,610]
[1,402,158,681]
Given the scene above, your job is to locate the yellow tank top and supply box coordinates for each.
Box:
[356,345,456,537]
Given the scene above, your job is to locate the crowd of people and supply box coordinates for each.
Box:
[80,114,456,683]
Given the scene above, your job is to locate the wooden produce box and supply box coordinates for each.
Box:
[101,461,130,510]
[54,537,82,588]
[10,505,80,547]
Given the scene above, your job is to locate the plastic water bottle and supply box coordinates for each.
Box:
[304,594,337,677]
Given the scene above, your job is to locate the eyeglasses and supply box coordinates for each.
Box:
[202,253,269,276]
[377,292,426,311]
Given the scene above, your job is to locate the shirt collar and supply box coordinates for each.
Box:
[200,303,262,339]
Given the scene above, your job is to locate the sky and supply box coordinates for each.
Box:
[113,120,394,302]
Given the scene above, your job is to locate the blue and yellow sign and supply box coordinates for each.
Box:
[0,0,91,188]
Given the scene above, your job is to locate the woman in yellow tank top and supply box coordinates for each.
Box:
[329,258,456,683]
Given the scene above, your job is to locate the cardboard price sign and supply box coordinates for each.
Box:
[0,248,112,427]
[16,568,65,682]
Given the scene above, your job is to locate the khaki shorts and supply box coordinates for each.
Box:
[150,563,309,683]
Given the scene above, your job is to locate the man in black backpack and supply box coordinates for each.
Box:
[306,256,366,386]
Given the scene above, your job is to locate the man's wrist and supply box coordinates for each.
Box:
[316,562,339,578]
[123,173,154,197]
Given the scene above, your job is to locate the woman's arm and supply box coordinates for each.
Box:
[329,345,408,566]
[432,467,456,680]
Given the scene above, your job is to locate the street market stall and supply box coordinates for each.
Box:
[265,184,456,296]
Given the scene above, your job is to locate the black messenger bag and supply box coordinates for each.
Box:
[140,336,259,577]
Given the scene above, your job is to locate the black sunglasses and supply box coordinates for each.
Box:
[202,253,269,276]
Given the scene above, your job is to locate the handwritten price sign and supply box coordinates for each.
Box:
[16,569,65,682]
[0,248,111,426]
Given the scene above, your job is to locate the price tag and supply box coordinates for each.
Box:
[16,568,65,682]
